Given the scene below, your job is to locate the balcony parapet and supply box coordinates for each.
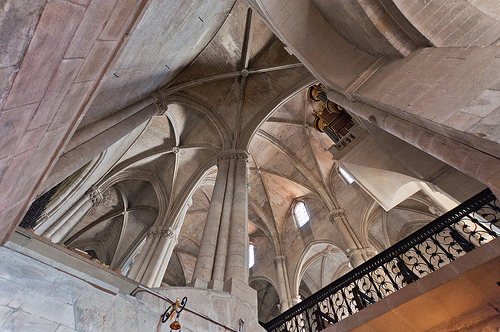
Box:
[263,189,499,332]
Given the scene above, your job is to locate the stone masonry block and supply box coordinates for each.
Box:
[0,0,46,68]
[99,0,141,41]
[75,40,118,83]
[28,58,84,131]
[9,288,76,328]
[48,81,93,131]
[4,1,85,109]
[0,310,59,331]
[0,278,24,307]
[55,325,78,332]
[64,0,118,58]
[0,200,24,244]
[467,105,500,143]
[8,126,66,205]
[0,103,37,160]
[0,248,59,289]
[69,0,91,5]
[0,305,13,325]
[17,124,49,156]
[73,287,119,332]
[0,150,32,205]
[0,66,17,109]
[460,89,500,118]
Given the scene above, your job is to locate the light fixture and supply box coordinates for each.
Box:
[161,297,187,331]
[170,320,181,330]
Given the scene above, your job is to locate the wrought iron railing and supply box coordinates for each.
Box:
[263,189,499,332]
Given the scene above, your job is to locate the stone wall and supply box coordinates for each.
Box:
[0,246,264,331]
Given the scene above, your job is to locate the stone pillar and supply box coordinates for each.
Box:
[275,256,292,312]
[64,97,156,152]
[43,94,167,194]
[223,152,256,306]
[225,152,250,283]
[128,233,160,280]
[41,186,102,242]
[191,157,231,287]
[151,199,192,287]
[209,158,236,290]
[141,227,177,288]
[330,209,366,267]
[131,226,176,288]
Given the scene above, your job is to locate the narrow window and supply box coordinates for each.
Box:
[339,167,355,184]
[295,201,310,227]
[249,243,255,268]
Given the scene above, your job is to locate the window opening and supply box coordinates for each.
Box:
[339,167,355,184]
[295,201,310,227]
[249,243,255,268]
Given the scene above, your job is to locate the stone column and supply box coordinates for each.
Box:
[43,93,168,193]
[64,97,156,152]
[141,227,177,288]
[330,209,366,267]
[130,226,177,288]
[128,232,160,280]
[209,158,236,290]
[191,156,231,287]
[275,256,292,312]
[41,185,102,242]
[223,152,257,306]
[225,152,250,284]
[151,199,192,287]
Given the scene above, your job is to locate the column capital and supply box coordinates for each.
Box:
[37,212,49,223]
[274,255,287,266]
[151,90,168,115]
[148,226,176,238]
[86,185,103,205]
[161,227,175,238]
[217,150,249,163]
[329,209,345,222]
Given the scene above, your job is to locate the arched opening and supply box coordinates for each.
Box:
[249,278,281,323]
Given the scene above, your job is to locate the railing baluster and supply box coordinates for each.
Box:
[413,243,436,273]
[327,294,339,323]
[469,213,498,237]
[430,234,456,261]
[381,262,399,292]
[365,272,383,300]
[340,287,353,315]
[450,228,476,253]
[396,256,419,285]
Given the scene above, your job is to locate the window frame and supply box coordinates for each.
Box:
[338,166,355,185]
[248,242,255,269]
[293,200,310,228]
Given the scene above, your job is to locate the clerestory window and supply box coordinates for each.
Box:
[339,167,355,184]
[249,243,255,268]
[294,201,310,227]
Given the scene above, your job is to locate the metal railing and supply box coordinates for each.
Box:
[263,189,499,332]
[130,285,243,331]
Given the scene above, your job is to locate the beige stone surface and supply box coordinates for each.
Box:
[1,0,500,329]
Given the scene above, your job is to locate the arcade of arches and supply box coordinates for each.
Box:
[1,0,500,331]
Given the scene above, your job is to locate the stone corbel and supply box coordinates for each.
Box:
[217,150,250,163]
[148,225,176,238]
[151,90,168,115]
[274,255,287,267]
[329,209,346,223]
[160,227,175,238]
[87,185,103,205]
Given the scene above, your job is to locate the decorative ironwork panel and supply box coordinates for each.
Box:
[263,189,499,332]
